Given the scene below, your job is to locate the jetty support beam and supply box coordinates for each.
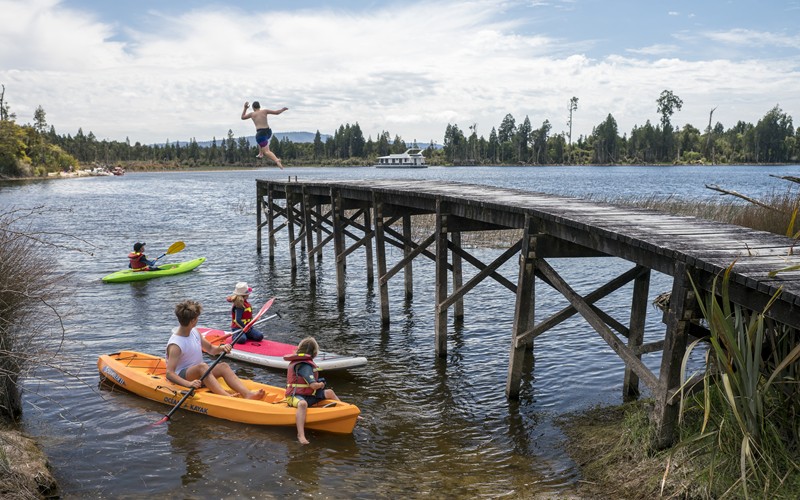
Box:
[302,188,317,287]
[403,215,413,298]
[287,191,298,270]
[373,194,390,326]
[435,200,449,357]
[331,188,346,303]
[624,269,651,400]
[507,216,537,398]
[653,262,696,449]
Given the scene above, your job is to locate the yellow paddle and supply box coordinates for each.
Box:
[149,241,185,267]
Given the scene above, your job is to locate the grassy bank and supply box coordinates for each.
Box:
[1,427,57,499]
[558,401,702,498]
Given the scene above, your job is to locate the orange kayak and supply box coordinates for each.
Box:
[97,351,360,434]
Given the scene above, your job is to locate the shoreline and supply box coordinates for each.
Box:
[2,161,797,183]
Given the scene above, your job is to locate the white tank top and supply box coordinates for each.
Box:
[166,327,204,374]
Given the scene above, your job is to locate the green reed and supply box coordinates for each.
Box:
[675,265,800,499]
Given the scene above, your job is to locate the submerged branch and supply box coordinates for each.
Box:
[769,174,800,185]
[704,184,781,212]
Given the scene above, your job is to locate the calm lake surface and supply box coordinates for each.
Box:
[2,164,798,498]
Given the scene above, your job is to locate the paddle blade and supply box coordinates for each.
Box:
[247,298,275,331]
[154,415,170,425]
[166,241,186,255]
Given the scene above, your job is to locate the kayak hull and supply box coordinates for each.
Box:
[198,327,368,371]
[102,257,206,283]
[97,351,360,433]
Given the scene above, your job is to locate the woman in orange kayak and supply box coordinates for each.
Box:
[166,300,264,400]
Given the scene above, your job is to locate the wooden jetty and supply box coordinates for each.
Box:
[256,178,800,447]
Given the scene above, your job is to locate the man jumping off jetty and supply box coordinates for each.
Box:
[241,101,288,169]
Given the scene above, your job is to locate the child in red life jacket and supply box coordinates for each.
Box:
[226,282,265,344]
[128,242,157,270]
[284,337,341,444]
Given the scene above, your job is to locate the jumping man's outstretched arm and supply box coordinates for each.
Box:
[241,102,252,120]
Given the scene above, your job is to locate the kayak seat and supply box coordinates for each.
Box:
[262,393,285,404]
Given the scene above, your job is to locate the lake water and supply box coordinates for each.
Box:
[1,164,798,498]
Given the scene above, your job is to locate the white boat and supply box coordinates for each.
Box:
[374,148,428,168]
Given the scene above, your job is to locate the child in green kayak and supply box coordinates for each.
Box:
[166,300,265,400]
[128,242,158,270]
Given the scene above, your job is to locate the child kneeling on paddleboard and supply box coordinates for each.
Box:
[285,337,340,444]
[227,282,265,344]
[166,299,264,400]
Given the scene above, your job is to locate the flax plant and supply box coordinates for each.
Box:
[675,264,800,498]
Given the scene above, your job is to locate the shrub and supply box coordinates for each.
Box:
[675,265,800,498]
[0,207,67,422]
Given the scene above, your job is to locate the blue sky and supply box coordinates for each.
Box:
[1,0,798,145]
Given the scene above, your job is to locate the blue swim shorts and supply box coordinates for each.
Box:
[256,128,273,147]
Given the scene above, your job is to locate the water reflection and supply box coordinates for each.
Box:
[166,419,210,487]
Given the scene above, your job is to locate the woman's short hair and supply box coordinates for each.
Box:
[175,300,203,326]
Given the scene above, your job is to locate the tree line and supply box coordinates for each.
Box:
[1,85,797,178]
[442,91,797,165]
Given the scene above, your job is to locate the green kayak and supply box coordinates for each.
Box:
[102,257,206,283]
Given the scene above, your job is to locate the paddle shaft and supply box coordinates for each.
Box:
[151,241,185,266]
[223,313,279,337]
[158,298,275,423]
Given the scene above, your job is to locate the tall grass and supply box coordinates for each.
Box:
[0,206,72,497]
[0,207,70,421]
[674,265,800,498]
[604,188,800,238]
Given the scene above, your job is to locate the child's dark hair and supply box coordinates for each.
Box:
[175,300,203,326]
[252,101,261,110]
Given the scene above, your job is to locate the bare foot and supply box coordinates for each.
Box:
[256,154,264,158]
[276,158,284,170]
[298,435,310,445]
[245,389,265,400]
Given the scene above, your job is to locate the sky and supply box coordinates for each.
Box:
[1,0,799,145]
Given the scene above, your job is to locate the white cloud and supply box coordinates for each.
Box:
[0,0,129,70]
[0,0,798,146]
[703,28,800,49]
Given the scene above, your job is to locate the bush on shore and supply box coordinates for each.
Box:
[0,206,67,497]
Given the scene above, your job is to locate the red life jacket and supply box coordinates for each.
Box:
[230,299,253,330]
[284,354,319,397]
[128,251,147,270]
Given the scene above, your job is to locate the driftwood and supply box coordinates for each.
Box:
[704,184,781,212]
[769,174,800,185]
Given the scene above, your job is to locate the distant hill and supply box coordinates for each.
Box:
[169,132,442,150]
